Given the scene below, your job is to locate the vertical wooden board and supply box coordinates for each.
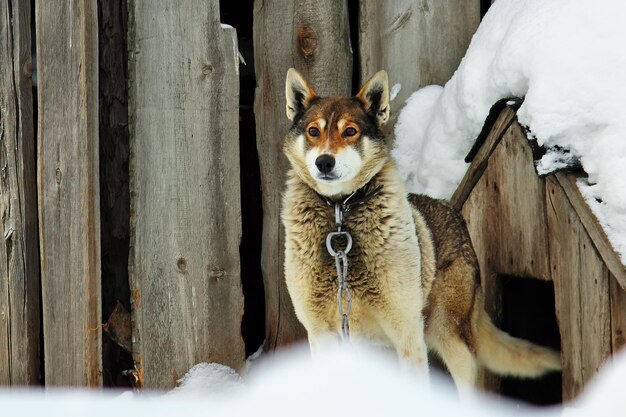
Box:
[36,0,102,387]
[609,273,626,354]
[37,0,102,387]
[0,0,40,385]
[35,0,101,387]
[577,233,611,385]
[128,1,244,389]
[489,123,551,279]
[253,0,352,350]
[546,177,611,401]
[359,0,480,116]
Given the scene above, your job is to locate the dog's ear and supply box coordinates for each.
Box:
[285,68,317,122]
[356,71,390,127]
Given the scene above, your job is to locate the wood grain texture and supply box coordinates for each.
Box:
[488,122,551,280]
[36,0,102,386]
[359,0,479,117]
[554,173,626,289]
[0,0,40,386]
[609,273,626,354]
[546,176,611,401]
[253,0,352,351]
[459,121,550,281]
[128,1,244,389]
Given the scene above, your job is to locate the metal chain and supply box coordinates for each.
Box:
[335,250,352,339]
[326,201,353,341]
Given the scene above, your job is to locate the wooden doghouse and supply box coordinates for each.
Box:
[450,102,626,403]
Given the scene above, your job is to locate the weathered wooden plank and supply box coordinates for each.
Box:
[609,273,626,354]
[0,0,40,386]
[459,121,550,280]
[128,1,245,389]
[546,176,611,401]
[253,0,352,350]
[359,0,480,116]
[489,122,551,280]
[36,0,102,386]
[554,173,626,290]
[451,107,516,211]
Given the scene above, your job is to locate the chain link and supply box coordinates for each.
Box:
[326,202,353,341]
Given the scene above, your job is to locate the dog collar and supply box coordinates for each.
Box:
[316,180,384,213]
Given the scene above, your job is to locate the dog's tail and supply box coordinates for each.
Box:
[474,294,562,378]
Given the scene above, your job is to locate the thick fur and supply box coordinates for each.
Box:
[281,69,562,394]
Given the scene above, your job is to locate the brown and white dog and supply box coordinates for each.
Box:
[281,68,561,397]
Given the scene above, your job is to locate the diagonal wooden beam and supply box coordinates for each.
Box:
[450,107,516,211]
[554,173,626,290]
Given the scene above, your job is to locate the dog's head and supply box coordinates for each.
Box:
[283,69,390,198]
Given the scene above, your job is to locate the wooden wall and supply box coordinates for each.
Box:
[1,1,480,388]
[456,111,626,401]
[0,0,40,386]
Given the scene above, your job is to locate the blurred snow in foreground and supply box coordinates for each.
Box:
[1,343,624,416]
[393,0,626,262]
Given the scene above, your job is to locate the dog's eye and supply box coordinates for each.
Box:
[308,127,320,137]
[344,127,357,137]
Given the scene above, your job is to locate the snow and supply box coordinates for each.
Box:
[390,83,402,101]
[168,362,245,398]
[1,344,625,416]
[393,0,626,263]
[243,342,265,375]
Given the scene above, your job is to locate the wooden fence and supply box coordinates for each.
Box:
[0,0,479,388]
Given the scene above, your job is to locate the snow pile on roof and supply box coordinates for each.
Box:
[392,0,626,262]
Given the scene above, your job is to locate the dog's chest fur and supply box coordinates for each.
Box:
[282,167,423,337]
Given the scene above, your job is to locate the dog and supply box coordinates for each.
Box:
[280,68,562,397]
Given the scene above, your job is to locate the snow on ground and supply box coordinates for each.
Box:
[167,362,245,398]
[393,0,626,262]
[1,344,624,416]
[0,345,536,416]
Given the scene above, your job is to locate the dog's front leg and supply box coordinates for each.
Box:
[307,331,338,355]
[378,310,430,381]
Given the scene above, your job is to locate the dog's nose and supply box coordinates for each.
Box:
[315,155,336,174]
